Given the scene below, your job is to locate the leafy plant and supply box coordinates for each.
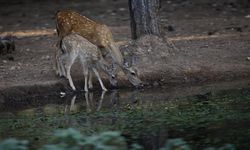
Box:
[0,138,28,150]
[130,143,143,150]
[203,144,236,150]
[160,138,191,150]
[0,129,236,150]
[40,128,127,150]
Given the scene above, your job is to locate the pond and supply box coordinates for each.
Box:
[0,80,250,150]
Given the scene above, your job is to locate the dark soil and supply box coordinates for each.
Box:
[0,0,250,97]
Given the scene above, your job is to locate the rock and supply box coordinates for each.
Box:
[167,25,175,32]
[153,81,159,86]
[231,27,242,32]
[7,56,14,61]
[245,15,250,18]
[41,55,50,60]
[60,92,66,97]
[10,66,16,70]
[0,35,15,55]
[9,66,21,70]
[107,9,112,13]
[208,30,217,35]
[119,8,126,11]
[15,23,20,27]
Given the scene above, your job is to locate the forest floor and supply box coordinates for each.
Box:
[0,0,250,97]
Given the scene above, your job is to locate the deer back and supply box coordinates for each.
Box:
[56,10,112,49]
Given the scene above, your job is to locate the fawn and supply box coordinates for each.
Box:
[56,33,117,91]
[55,10,143,87]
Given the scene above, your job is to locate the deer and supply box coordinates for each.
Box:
[55,10,143,88]
[56,33,118,91]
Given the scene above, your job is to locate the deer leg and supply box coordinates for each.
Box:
[54,50,60,76]
[58,52,67,77]
[55,36,64,76]
[84,67,89,92]
[88,71,93,90]
[98,58,118,87]
[92,68,107,91]
[55,50,64,76]
[64,55,76,91]
[79,57,89,92]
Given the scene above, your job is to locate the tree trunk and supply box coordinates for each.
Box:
[128,0,161,39]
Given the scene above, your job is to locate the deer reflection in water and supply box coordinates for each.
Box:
[64,90,121,114]
[84,91,106,113]
[62,91,118,126]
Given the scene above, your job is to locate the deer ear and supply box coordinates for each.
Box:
[130,70,136,75]
[105,66,108,70]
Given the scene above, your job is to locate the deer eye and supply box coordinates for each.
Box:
[130,71,136,76]
[111,75,116,79]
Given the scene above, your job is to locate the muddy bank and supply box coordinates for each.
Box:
[122,35,250,85]
[1,79,250,113]
[1,33,250,99]
[0,0,250,98]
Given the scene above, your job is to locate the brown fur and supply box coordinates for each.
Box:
[56,10,123,65]
[55,10,143,87]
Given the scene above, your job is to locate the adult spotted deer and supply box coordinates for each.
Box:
[56,33,117,91]
[55,10,143,88]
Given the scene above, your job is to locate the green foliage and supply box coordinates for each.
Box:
[130,143,143,150]
[0,132,236,150]
[0,138,28,150]
[160,138,191,150]
[204,144,236,150]
[160,139,191,150]
[53,128,84,147]
[159,139,236,150]
[40,128,127,150]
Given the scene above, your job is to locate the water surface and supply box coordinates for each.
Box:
[0,81,250,149]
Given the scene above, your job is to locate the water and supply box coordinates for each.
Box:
[0,81,250,149]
